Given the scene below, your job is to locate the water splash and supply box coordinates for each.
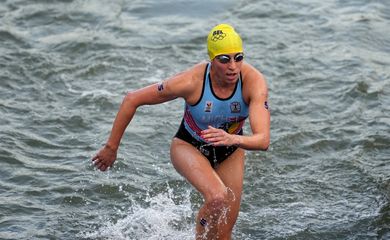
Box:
[82,187,195,240]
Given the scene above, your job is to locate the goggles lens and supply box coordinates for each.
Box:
[215,53,244,64]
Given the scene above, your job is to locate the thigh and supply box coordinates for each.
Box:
[215,148,245,223]
[170,138,226,201]
[216,148,245,200]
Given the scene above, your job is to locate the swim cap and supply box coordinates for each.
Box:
[207,24,243,60]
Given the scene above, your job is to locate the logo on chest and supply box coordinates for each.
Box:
[230,102,241,113]
[204,101,213,112]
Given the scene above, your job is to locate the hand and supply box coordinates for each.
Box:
[92,144,117,171]
[201,126,241,147]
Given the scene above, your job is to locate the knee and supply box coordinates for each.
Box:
[205,190,228,212]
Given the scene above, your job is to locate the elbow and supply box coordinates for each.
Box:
[124,91,135,103]
[123,91,138,109]
[258,136,270,151]
[262,133,270,151]
[260,141,270,151]
[244,134,269,151]
[249,143,268,151]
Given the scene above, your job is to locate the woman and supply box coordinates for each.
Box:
[92,23,270,239]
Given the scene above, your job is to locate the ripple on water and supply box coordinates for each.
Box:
[0,29,31,49]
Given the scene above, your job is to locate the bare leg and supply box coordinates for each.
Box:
[170,138,245,240]
[213,149,245,239]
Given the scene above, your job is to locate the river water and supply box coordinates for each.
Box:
[1,0,389,239]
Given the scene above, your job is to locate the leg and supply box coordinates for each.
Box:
[195,148,245,240]
[170,138,228,239]
[170,138,245,240]
[214,148,245,239]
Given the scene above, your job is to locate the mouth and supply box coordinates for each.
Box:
[226,72,238,80]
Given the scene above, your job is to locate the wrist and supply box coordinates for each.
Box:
[235,135,243,147]
[105,142,118,152]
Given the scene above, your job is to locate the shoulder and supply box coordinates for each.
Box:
[241,62,266,86]
[164,61,208,100]
[240,62,268,103]
[184,61,208,83]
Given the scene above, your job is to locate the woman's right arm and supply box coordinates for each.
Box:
[92,63,203,171]
[106,83,178,152]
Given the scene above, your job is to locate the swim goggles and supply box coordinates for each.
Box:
[215,53,244,64]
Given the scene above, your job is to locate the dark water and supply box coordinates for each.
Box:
[1,0,389,239]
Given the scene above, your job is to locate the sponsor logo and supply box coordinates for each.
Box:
[230,102,241,113]
[204,101,213,112]
[211,30,226,42]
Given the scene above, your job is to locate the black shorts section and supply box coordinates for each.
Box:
[174,120,240,168]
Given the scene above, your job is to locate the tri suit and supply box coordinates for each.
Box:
[174,63,249,168]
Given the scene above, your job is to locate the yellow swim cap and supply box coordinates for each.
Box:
[207,24,243,60]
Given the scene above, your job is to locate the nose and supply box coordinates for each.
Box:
[227,58,237,70]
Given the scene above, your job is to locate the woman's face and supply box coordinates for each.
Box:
[211,52,244,85]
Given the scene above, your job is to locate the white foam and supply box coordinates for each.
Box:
[83,188,195,240]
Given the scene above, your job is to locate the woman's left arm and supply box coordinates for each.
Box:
[231,64,270,150]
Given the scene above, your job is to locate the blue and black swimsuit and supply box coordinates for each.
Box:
[175,63,249,168]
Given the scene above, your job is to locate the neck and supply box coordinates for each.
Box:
[209,69,238,99]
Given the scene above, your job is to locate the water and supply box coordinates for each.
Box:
[1,0,389,239]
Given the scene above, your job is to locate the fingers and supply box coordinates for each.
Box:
[97,162,110,171]
[91,145,117,171]
[201,126,229,146]
[205,134,224,144]
[92,153,113,171]
[201,125,219,137]
[92,157,111,171]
